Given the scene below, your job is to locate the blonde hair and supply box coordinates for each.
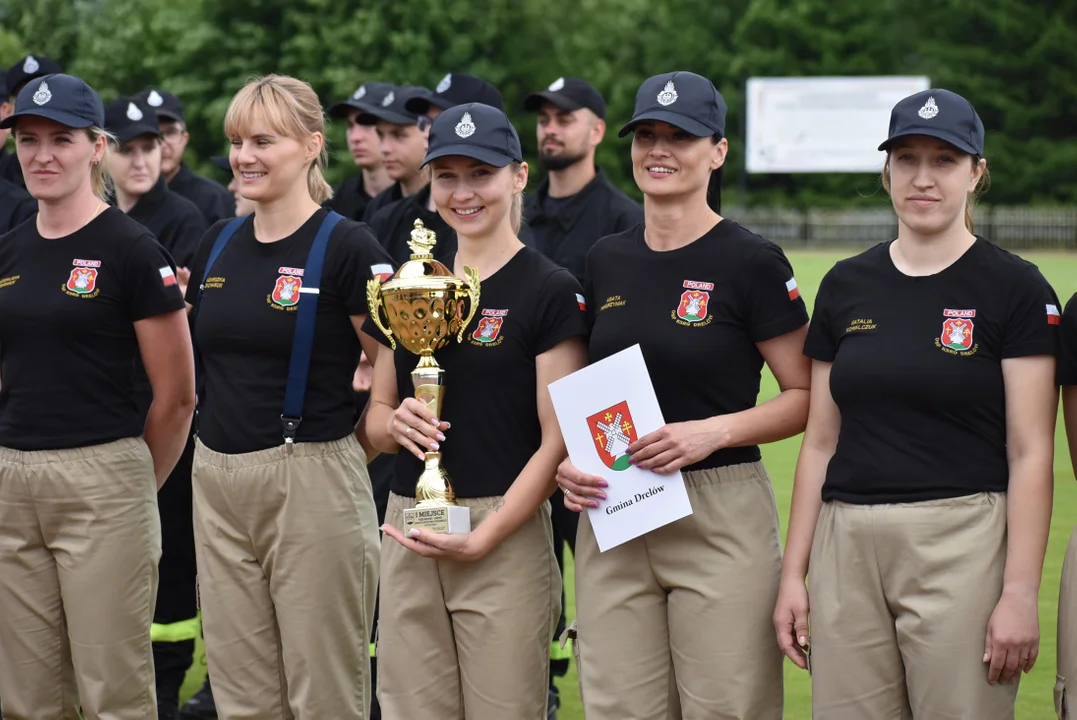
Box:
[224,74,332,203]
[87,127,115,201]
[509,162,524,235]
[882,153,990,233]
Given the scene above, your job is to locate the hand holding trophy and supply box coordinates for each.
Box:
[367,219,480,533]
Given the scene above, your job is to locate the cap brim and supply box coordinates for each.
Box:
[0,107,97,130]
[113,124,162,145]
[154,109,183,123]
[618,110,716,138]
[422,144,516,169]
[328,100,362,118]
[210,156,232,173]
[351,102,415,126]
[878,129,979,156]
[523,91,582,113]
[404,96,445,115]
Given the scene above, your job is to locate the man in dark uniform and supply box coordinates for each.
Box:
[0,55,64,187]
[0,70,37,233]
[326,81,395,222]
[523,76,642,283]
[135,88,235,225]
[522,76,643,720]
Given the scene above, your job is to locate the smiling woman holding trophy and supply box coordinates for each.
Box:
[364,102,588,720]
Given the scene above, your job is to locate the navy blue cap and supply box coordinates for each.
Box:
[406,73,504,114]
[210,155,232,173]
[6,55,63,98]
[328,81,394,118]
[524,77,606,119]
[134,88,185,123]
[422,103,523,169]
[878,88,985,156]
[619,71,726,139]
[0,74,104,130]
[104,96,163,144]
[354,85,427,126]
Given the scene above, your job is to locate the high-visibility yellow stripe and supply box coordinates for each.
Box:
[550,640,573,661]
[370,642,377,658]
[150,616,201,643]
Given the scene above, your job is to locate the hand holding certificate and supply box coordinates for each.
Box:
[548,345,693,552]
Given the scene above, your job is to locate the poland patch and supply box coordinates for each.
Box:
[1048,304,1061,325]
[786,277,800,300]
[576,293,586,311]
[371,263,393,282]
[159,266,177,287]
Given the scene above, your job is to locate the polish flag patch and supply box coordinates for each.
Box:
[159,266,177,287]
[786,277,800,300]
[1048,304,1061,325]
[371,263,393,282]
[576,293,586,311]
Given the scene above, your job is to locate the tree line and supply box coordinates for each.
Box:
[2,0,1074,207]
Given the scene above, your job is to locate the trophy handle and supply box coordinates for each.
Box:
[365,277,397,350]
[457,265,481,343]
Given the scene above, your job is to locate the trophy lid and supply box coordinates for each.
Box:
[384,219,462,285]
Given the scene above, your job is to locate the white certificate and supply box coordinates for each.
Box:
[548,344,693,552]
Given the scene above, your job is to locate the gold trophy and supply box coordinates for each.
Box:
[367,219,480,534]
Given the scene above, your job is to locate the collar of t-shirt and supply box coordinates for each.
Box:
[129,175,170,219]
[533,166,610,232]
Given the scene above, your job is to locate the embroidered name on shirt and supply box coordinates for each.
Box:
[268,267,304,311]
[673,280,714,327]
[845,317,876,332]
[936,308,978,356]
[204,276,226,290]
[0,275,19,290]
[470,308,508,346]
[600,295,626,312]
[63,259,102,299]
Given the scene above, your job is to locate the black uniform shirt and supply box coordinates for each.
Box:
[1058,292,1077,386]
[127,176,207,267]
[525,167,643,282]
[327,172,377,223]
[186,210,394,454]
[804,239,1059,504]
[365,247,587,498]
[0,208,186,450]
[0,177,36,234]
[0,146,23,188]
[586,221,809,472]
[362,183,403,225]
[169,163,235,226]
[370,184,538,266]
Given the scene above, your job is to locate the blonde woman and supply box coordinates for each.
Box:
[184,74,393,718]
[0,74,194,720]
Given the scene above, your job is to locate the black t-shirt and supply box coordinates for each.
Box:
[326,172,375,223]
[586,221,809,471]
[1059,292,1077,386]
[0,176,36,234]
[364,247,587,498]
[0,147,23,188]
[804,239,1059,504]
[362,183,403,225]
[186,209,394,454]
[127,176,207,267]
[0,208,186,450]
[169,163,235,226]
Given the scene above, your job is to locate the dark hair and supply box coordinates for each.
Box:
[706,135,723,213]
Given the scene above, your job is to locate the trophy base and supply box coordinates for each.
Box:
[403,505,471,535]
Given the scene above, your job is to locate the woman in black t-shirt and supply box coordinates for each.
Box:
[1057,294,1077,717]
[775,89,1058,719]
[184,75,392,719]
[0,74,194,719]
[365,103,587,720]
[555,72,811,720]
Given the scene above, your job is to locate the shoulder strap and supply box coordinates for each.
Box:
[280,211,346,446]
[192,214,249,404]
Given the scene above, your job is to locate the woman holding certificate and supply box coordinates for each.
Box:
[365,103,589,720]
[556,71,811,720]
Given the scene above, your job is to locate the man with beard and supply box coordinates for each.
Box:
[523,77,641,284]
[523,76,641,720]
[135,88,235,225]
[326,81,395,221]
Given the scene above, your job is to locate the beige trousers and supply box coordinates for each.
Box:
[192,435,379,720]
[808,493,1016,719]
[0,438,161,720]
[1056,524,1077,718]
[376,492,561,720]
[573,461,784,720]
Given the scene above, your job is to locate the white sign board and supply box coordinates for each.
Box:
[746,76,930,174]
[548,345,692,552]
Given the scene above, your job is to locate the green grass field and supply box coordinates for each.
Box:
[181,248,1077,718]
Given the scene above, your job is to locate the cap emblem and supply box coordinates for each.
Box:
[352,85,366,100]
[436,74,452,94]
[918,96,939,120]
[126,102,143,121]
[657,80,678,107]
[455,111,476,139]
[381,91,395,107]
[147,90,164,107]
[548,77,565,92]
[32,81,51,106]
[23,55,40,74]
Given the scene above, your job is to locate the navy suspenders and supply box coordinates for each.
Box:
[192,211,346,450]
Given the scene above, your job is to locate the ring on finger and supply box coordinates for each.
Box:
[406,427,414,438]
[562,486,569,495]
